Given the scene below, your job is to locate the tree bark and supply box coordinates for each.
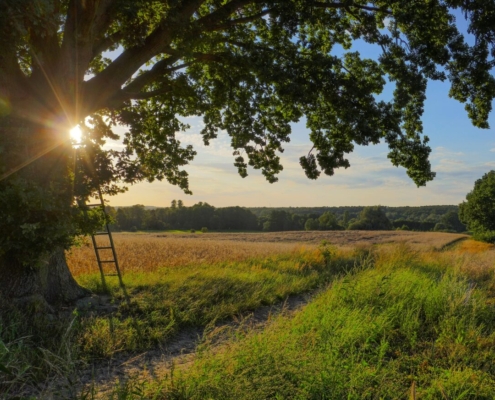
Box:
[0,112,91,310]
[0,249,90,308]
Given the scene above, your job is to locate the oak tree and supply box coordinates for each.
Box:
[1,0,495,306]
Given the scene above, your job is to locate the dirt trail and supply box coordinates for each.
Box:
[33,292,313,399]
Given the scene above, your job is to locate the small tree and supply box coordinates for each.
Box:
[433,222,448,232]
[459,171,495,242]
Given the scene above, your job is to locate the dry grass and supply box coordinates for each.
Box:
[66,231,466,276]
[155,230,467,247]
[66,233,300,276]
[456,239,495,253]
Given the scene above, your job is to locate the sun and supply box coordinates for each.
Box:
[69,125,83,145]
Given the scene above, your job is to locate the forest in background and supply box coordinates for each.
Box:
[106,202,466,233]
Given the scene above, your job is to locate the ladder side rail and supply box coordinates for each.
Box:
[77,197,109,293]
[105,223,130,302]
[74,148,121,298]
[91,233,109,292]
[97,186,131,304]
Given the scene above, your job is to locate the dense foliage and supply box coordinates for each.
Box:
[1,0,494,265]
[108,202,465,232]
[459,171,495,242]
[251,205,460,222]
[347,206,392,230]
[110,202,258,231]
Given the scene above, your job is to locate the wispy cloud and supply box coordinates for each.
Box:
[106,122,488,207]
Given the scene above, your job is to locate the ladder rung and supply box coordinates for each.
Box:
[100,260,116,263]
[96,246,113,250]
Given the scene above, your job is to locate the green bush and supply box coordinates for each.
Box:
[472,230,495,243]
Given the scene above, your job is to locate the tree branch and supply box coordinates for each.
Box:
[121,54,183,94]
[195,0,265,30]
[60,0,116,81]
[114,52,226,105]
[311,1,392,14]
[83,0,206,113]
[119,86,173,101]
[93,32,125,58]
[208,8,272,31]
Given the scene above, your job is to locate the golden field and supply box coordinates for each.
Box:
[66,230,468,276]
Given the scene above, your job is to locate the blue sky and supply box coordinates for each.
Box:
[108,12,494,208]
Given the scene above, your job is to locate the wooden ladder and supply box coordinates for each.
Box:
[83,187,130,303]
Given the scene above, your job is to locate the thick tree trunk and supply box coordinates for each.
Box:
[0,112,91,310]
[0,249,90,308]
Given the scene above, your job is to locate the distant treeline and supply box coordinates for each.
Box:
[106,201,258,232]
[106,202,466,233]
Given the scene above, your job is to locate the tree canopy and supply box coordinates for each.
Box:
[459,171,495,243]
[1,0,495,265]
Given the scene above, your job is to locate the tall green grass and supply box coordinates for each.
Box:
[76,245,357,358]
[0,244,358,397]
[141,245,495,399]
